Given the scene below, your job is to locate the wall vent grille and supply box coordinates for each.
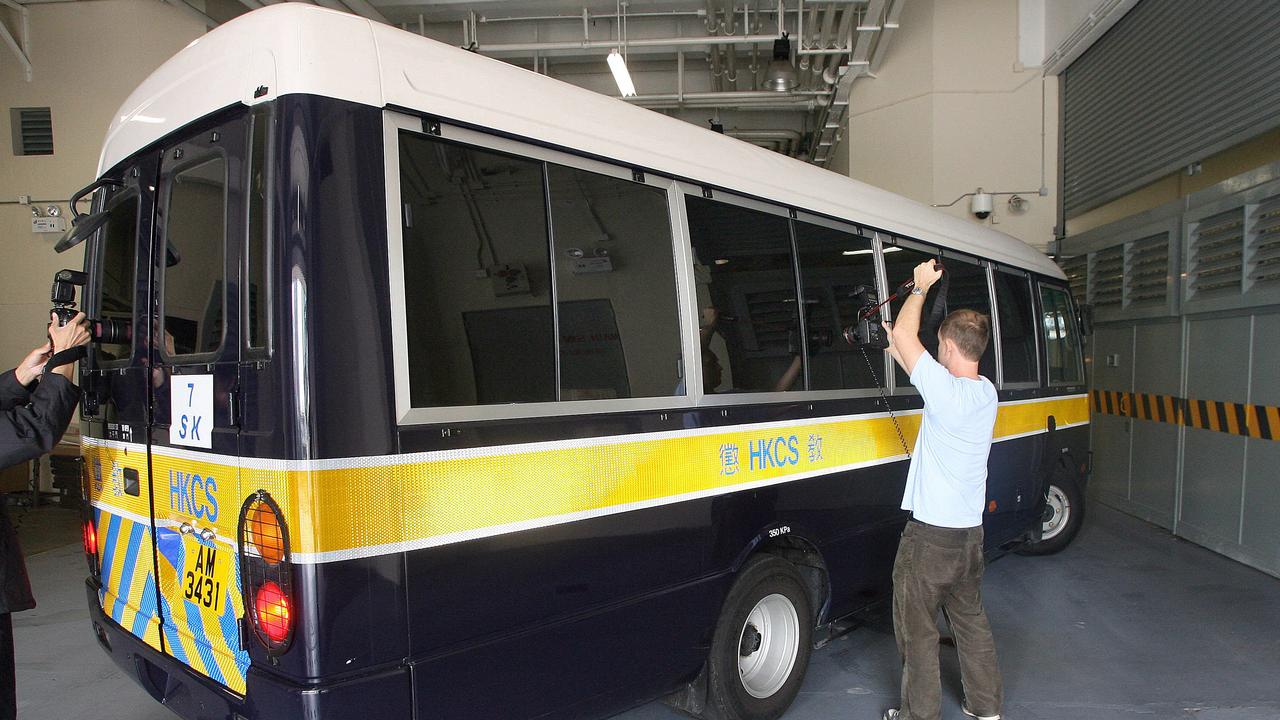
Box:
[1091,244,1124,308]
[1124,232,1169,307]
[10,107,53,156]
[1188,207,1244,298]
[1247,194,1280,290]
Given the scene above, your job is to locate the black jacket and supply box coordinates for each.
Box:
[0,368,81,614]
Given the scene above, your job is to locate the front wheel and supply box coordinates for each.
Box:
[1018,470,1084,556]
[705,555,813,720]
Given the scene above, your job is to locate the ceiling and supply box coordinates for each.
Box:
[7,0,906,165]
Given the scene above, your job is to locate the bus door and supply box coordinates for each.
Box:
[82,154,165,654]
[146,111,252,694]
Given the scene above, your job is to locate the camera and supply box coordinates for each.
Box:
[50,268,131,345]
[841,285,889,351]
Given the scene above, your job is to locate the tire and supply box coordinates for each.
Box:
[705,554,814,720]
[1018,469,1084,556]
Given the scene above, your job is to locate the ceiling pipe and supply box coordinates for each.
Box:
[474,32,783,54]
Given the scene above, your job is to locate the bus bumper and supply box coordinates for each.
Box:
[85,579,413,720]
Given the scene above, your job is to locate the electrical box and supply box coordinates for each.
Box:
[491,263,531,296]
[32,217,67,233]
[570,256,613,274]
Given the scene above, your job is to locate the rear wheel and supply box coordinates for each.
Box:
[1018,469,1084,556]
[706,555,813,720]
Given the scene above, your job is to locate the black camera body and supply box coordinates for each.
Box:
[842,286,889,351]
[50,268,130,345]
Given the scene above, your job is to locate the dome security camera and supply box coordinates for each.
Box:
[970,190,993,220]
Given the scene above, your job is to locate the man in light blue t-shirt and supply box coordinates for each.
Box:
[879,261,1002,720]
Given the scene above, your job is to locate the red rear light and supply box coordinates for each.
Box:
[254,581,291,644]
[239,490,294,654]
[82,520,99,575]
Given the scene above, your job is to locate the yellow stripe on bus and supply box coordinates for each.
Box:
[89,396,1086,563]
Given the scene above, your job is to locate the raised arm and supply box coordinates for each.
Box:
[883,261,942,377]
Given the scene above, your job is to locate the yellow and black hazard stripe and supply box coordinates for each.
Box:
[1090,389,1280,441]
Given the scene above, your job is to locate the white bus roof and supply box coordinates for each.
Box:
[100,4,1064,279]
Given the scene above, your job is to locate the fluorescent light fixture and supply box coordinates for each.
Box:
[842,249,873,256]
[714,258,730,265]
[884,246,901,253]
[608,49,637,97]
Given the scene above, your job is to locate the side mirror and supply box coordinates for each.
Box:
[54,211,111,253]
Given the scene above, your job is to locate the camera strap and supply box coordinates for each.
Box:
[853,265,949,462]
[43,346,86,374]
[858,345,912,460]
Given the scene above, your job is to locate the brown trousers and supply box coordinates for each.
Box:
[892,519,1002,720]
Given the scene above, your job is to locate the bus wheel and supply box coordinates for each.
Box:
[1018,471,1084,556]
[706,554,813,720]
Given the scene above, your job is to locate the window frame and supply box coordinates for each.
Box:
[788,209,893,401]
[1036,281,1086,387]
[88,183,142,369]
[384,110,695,425]
[243,104,274,359]
[992,267,1042,389]
[157,147,232,365]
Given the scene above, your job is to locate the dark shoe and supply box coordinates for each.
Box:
[962,702,1001,720]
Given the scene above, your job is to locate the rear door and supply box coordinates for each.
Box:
[82,157,164,653]
[146,111,252,694]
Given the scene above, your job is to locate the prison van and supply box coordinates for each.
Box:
[67,5,1089,720]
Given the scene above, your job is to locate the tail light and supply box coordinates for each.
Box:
[238,491,294,654]
[80,459,99,576]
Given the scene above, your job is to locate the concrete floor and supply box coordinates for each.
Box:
[13,502,1280,720]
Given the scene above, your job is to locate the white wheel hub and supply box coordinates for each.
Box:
[1041,484,1071,541]
[737,592,800,699]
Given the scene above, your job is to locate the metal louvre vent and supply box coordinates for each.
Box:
[743,288,795,352]
[1058,255,1088,308]
[10,107,53,155]
[1188,208,1245,298]
[1247,194,1280,290]
[1124,233,1169,307]
[1090,245,1124,308]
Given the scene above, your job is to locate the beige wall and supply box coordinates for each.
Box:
[843,0,1059,253]
[0,1,204,369]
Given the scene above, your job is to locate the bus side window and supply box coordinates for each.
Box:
[941,258,997,380]
[685,196,802,394]
[95,191,139,363]
[1040,285,1083,385]
[885,241,942,388]
[546,164,681,401]
[246,105,271,351]
[793,220,883,391]
[994,271,1038,385]
[163,156,228,357]
[399,134,555,407]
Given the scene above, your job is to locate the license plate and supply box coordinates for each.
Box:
[182,536,229,614]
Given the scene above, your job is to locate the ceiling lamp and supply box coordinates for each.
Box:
[608,49,637,97]
[765,33,798,92]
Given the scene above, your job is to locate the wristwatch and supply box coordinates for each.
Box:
[910,286,925,296]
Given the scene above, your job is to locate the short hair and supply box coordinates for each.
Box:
[939,309,990,362]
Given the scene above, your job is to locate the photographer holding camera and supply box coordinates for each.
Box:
[0,311,90,720]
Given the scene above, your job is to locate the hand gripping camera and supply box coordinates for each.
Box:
[841,285,890,350]
[50,268,131,344]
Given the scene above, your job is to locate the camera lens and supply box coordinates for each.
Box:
[91,318,131,346]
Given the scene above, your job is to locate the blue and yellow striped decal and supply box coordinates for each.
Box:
[84,444,163,654]
[94,507,163,652]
